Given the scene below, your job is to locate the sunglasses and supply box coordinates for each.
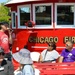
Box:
[66,44,71,47]
[0,52,5,56]
[49,44,53,47]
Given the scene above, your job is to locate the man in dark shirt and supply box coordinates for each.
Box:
[0,46,14,75]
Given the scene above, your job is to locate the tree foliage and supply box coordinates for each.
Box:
[0,3,10,22]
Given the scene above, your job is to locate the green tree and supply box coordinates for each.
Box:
[0,3,10,22]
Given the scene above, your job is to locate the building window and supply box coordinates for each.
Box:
[33,3,53,28]
[11,12,16,28]
[55,3,75,28]
[18,5,31,28]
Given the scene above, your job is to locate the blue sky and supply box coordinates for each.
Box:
[0,0,7,3]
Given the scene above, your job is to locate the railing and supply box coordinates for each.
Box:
[12,59,75,75]
[34,62,75,75]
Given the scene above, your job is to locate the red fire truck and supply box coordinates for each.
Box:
[5,0,75,74]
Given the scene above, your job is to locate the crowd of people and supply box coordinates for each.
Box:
[0,21,75,75]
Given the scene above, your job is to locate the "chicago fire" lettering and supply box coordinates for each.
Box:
[28,36,75,43]
[28,36,58,43]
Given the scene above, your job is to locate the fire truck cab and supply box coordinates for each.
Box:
[5,0,75,74]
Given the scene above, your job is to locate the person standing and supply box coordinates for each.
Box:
[0,46,14,75]
[0,22,13,61]
[59,40,75,63]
